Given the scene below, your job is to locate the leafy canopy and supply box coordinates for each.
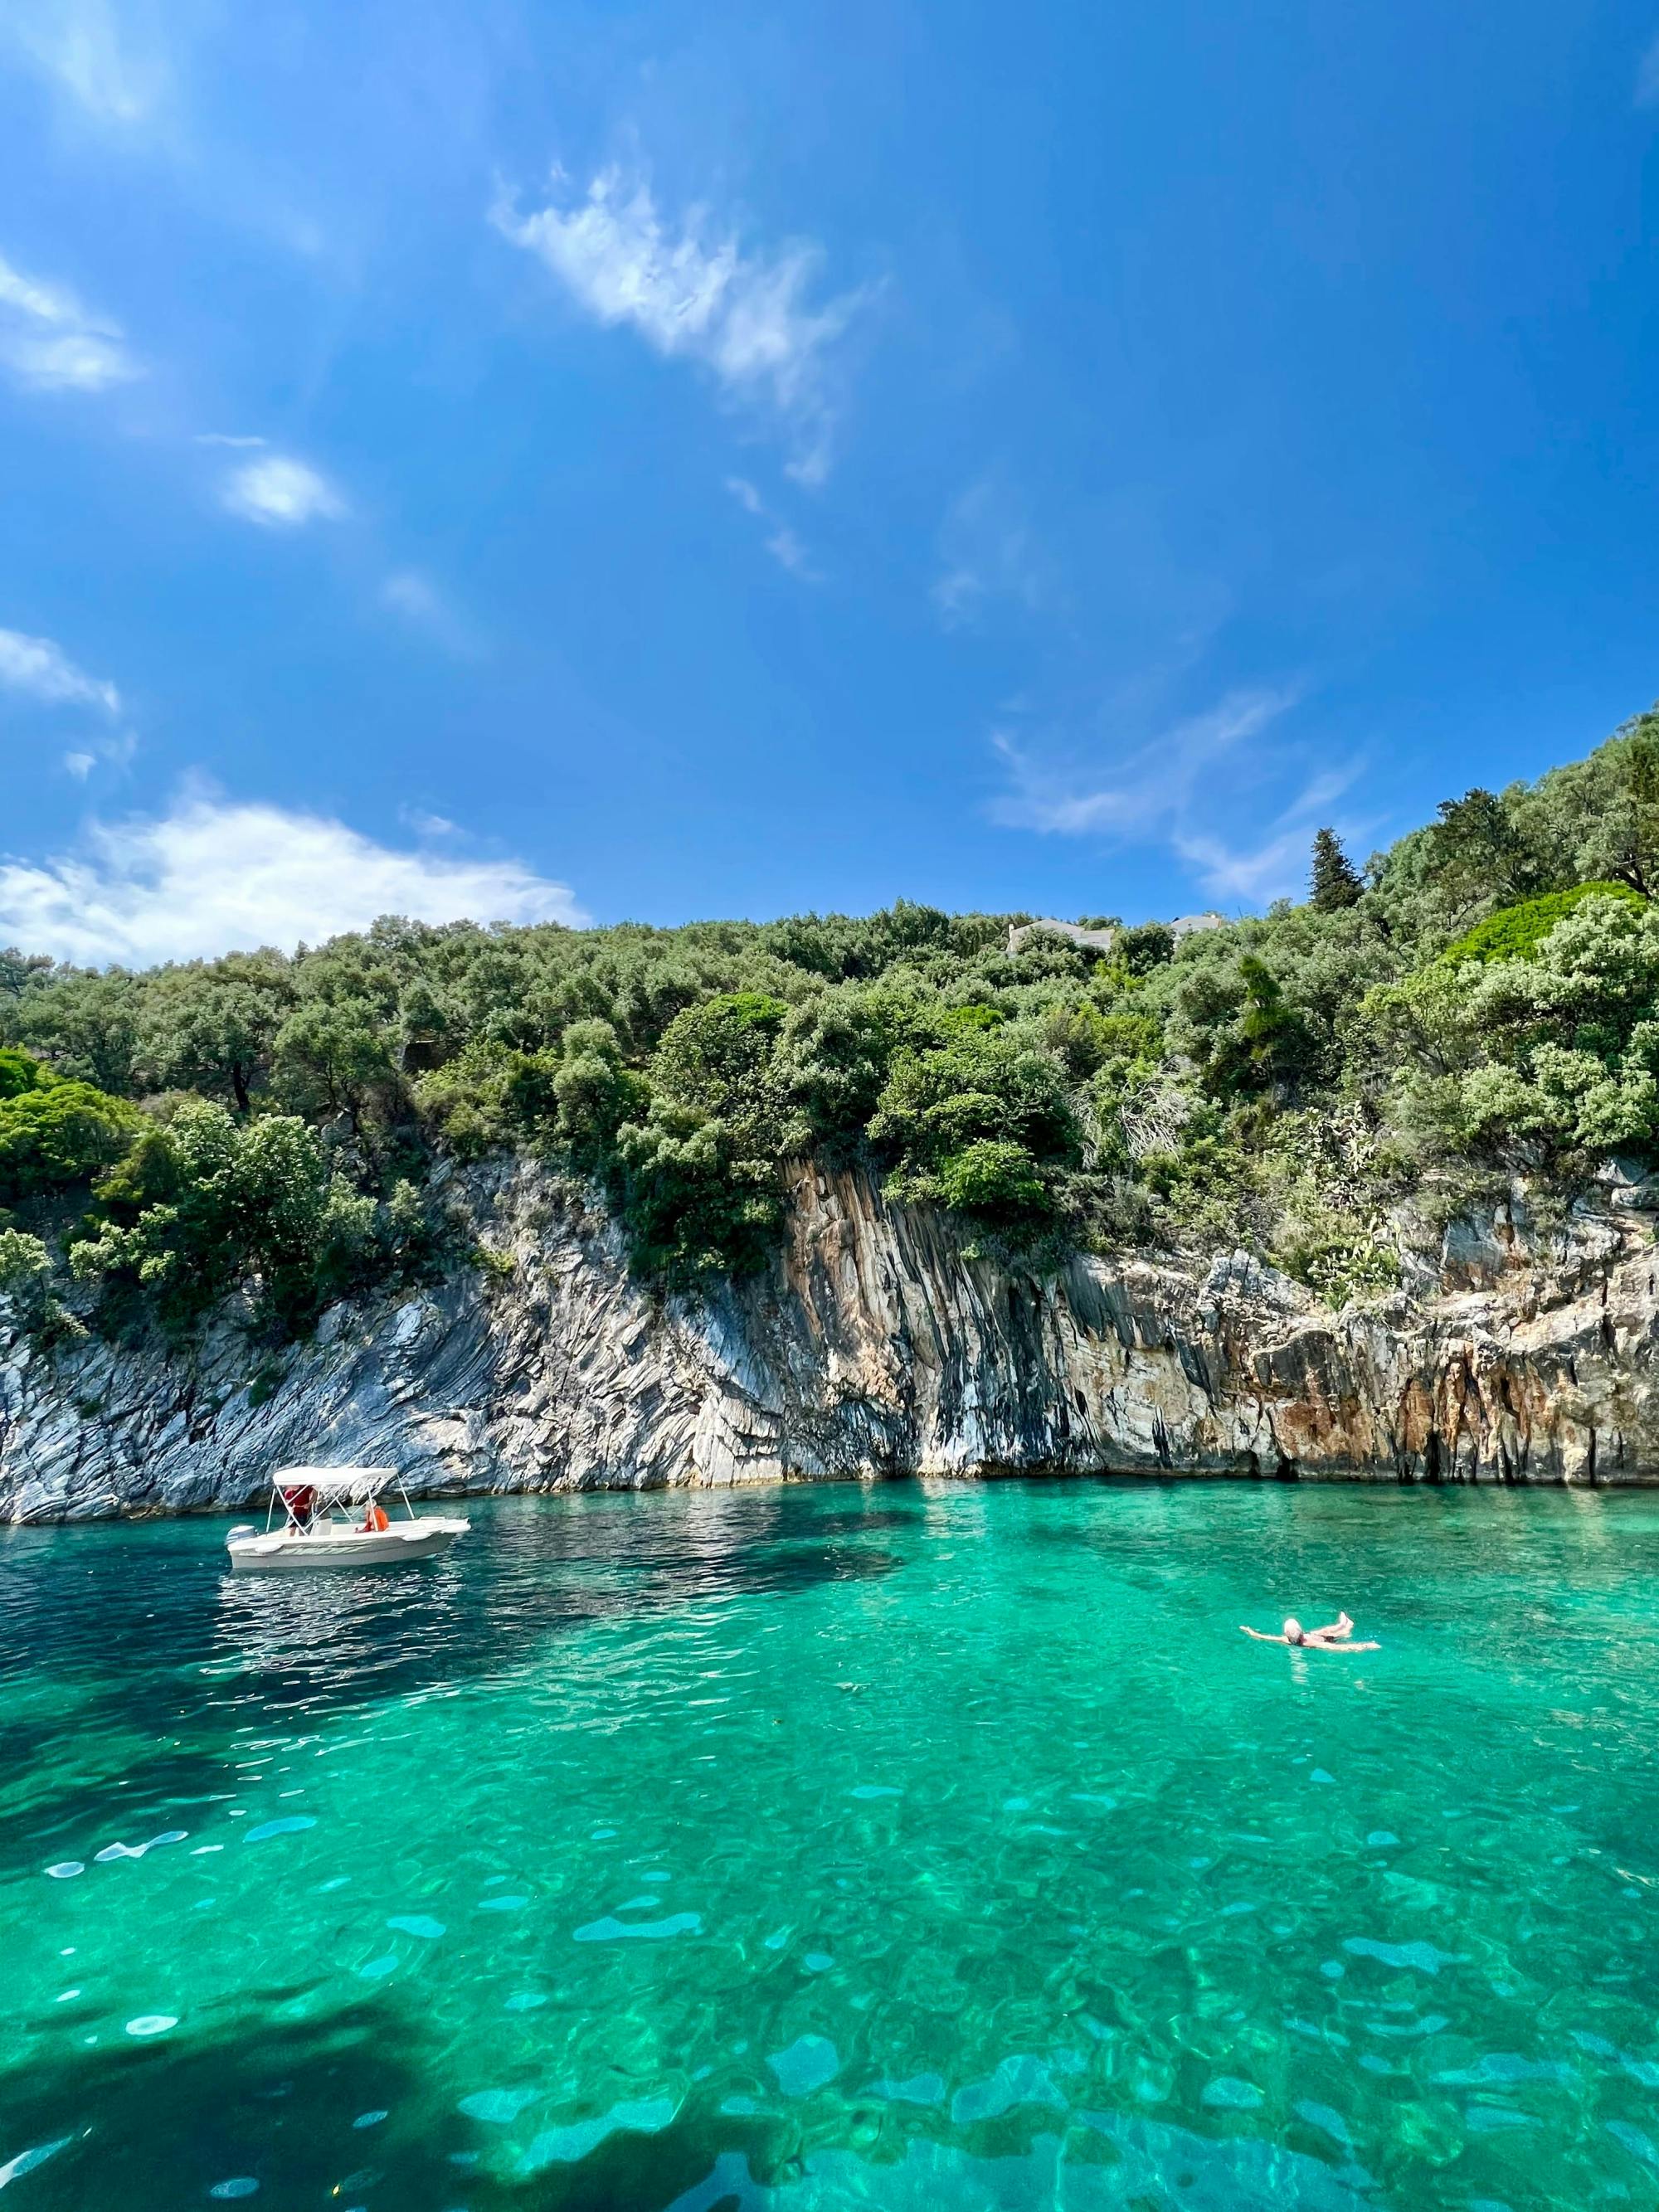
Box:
[5,704,1659,1316]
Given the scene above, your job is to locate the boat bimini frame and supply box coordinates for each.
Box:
[225,1465,469,1573]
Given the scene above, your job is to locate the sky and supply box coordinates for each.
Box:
[4,0,1659,965]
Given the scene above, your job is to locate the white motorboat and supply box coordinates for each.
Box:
[226,1467,469,1573]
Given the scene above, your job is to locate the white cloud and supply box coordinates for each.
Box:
[990,690,1294,839]
[495,164,866,479]
[1174,825,1320,904]
[723,475,823,581]
[221,455,345,529]
[1638,33,1659,105]
[60,728,138,782]
[2,0,178,126]
[0,792,586,965]
[0,249,138,391]
[1175,767,1370,902]
[0,625,121,715]
[380,570,479,654]
[932,474,1054,629]
[196,431,266,449]
[763,525,818,578]
[990,687,1375,908]
[382,570,444,622]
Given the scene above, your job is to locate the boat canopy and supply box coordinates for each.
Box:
[271,1466,397,1501]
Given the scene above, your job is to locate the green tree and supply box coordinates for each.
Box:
[0,1081,142,1200]
[649,993,790,1121]
[136,951,294,1111]
[1309,828,1363,912]
[0,950,53,1001]
[1189,956,1315,1098]
[0,1047,48,1101]
[0,1226,51,1296]
[612,1099,787,1287]
[1518,710,1659,898]
[869,1023,1078,1230]
[6,970,143,1093]
[776,984,936,1139]
[550,1021,648,1169]
[271,1000,400,1134]
[72,1101,387,1329]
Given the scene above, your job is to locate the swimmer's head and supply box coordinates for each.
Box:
[1282,1617,1306,1645]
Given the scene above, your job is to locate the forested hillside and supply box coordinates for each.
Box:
[7,710,1659,1339]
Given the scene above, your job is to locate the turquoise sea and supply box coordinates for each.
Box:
[3,1479,1659,2210]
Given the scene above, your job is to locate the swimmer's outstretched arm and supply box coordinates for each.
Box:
[1239,1626,1288,1643]
[1306,1635,1379,1652]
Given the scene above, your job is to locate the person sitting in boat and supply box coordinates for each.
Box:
[1241,1611,1379,1651]
[362,1498,389,1533]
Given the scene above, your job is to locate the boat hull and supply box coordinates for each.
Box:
[226,1519,469,1573]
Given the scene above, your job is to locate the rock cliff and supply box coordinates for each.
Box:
[4,1157,1658,1521]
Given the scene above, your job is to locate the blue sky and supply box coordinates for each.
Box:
[3,0,1659,964]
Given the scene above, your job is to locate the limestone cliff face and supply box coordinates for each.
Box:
[3,1157,1658,1521]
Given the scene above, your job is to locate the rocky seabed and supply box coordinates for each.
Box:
[4,1158,1658,1522]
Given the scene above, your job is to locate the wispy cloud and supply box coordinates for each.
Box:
[221,455,345,528]
[0,626,121,715]
[988,685,1365,907]
[932,474,1055,628]
[763,525,818,578]
[724,476,823,581]
[1,0,172,126]
[196,431,266,449]
[0,790,586,965]
[62,728,137,781]
[380,570,480,654]
[1638,32,1659,105]
[495,163,868,483]
[1175,824,1318,904]
[991,690,1294,838]
[1175,766,1369,902]
[0,249,138,392]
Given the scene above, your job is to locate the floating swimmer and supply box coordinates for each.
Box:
[1241,1611,1379,1651]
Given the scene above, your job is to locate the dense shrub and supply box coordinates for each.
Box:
[7,706,1659,1315]
[0,1079,143,1201]
[1438,881,1646,968]
[0,1048,46,1101]
[70,1101,393,1330]
[871,1021,1078,1226]
[0,1226,50,1294]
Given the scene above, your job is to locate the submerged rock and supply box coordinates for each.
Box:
[3,1156,1659,1521]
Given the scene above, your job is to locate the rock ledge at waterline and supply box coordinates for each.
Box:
[3,1158,1658,1521]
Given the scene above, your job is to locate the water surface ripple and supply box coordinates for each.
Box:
[3,1479,1658,2210]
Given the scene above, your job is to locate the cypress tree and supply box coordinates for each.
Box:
[1310,826,1363,911]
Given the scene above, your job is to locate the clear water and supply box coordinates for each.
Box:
[4,1480,1659,2212]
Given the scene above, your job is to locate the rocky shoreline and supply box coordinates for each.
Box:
[3,1157,1657,1523]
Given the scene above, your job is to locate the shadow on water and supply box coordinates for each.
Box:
[0,1988,1387,2212]
[0,1487,906,1879]
[0,1993,849,2212]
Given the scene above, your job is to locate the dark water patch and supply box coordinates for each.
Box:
[10,1480,1659,2209]
[0,1489,904,1879]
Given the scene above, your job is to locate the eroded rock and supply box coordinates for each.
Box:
[3,1159,1658,1521]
